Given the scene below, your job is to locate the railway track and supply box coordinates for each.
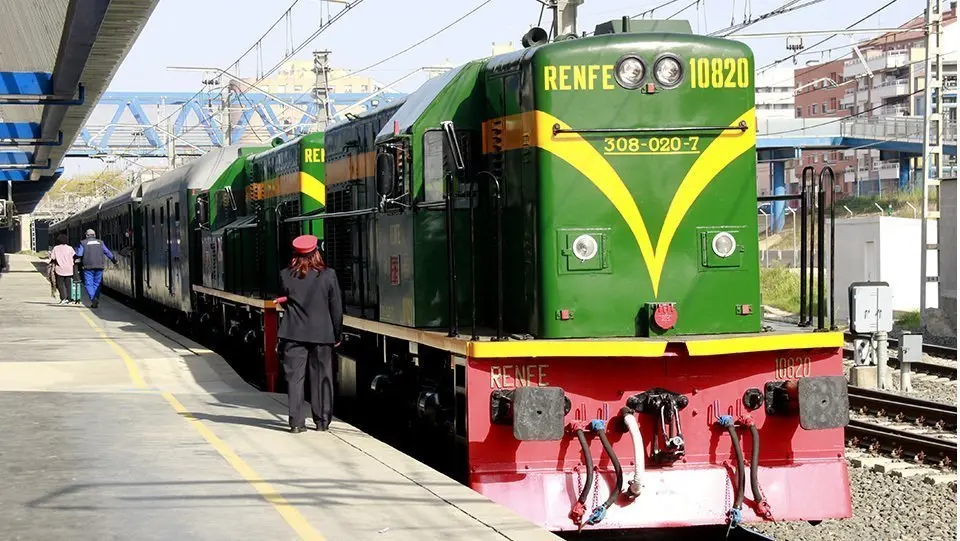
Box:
[846,386,957,468]
[843,331,957,359]
[841,337,957,380]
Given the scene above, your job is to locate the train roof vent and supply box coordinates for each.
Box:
[593,18,692,35]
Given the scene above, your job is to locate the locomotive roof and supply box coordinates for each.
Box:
[374,62,471,142]
[142,145,248,200]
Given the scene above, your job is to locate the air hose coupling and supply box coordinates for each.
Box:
[627,479,642,498]
[756,499,773,519]
[716,414,736,428]
[570,501,586,525]
[586,504,608,525]
[727,507,743,528]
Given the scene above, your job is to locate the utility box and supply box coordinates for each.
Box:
[830,216,936,323]
[898,333,923,363]
[848,281,893,334]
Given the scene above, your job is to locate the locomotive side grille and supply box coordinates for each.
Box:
[326,187,355,297]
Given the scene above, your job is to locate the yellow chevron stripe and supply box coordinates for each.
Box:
[651,108,756,292]
[533,111,657,280]
[300,171,326,207]
[531,109,755,296]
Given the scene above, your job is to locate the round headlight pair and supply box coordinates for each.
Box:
[614,54,683,89]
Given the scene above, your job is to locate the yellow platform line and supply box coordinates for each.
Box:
[160,392,326,541]
[81,312,325,541]
[79,312,147,389]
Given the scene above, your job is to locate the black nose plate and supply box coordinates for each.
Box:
[798,376,849,430]
[513,387,566,441]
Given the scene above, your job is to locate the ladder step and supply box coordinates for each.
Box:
[926,244,939,250]
[926,276,940,283]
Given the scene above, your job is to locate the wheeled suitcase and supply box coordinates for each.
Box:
[70,277,83,304]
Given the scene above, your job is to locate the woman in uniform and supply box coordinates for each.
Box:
[275,234,343,433]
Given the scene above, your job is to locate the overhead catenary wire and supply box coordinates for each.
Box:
[710,0,827,37]
[757,0,903,73]
[323,0,496,85]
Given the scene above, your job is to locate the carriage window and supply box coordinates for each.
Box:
[151,208,156,226]
[174,202,180,223]
[160,207,165,225]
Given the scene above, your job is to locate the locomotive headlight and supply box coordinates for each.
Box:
[615,55,645,89]
[572,234,599,261]
[654,55,683,88]
[712,232,737,258]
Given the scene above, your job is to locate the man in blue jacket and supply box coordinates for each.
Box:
[76,229,117,309]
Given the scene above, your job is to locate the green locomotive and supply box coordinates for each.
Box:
[186,17,847,534]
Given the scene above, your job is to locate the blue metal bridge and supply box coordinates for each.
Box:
[67,90,406,158]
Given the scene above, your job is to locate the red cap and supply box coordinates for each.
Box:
[292,234,318,255]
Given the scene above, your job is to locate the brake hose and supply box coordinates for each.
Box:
[746,421,772,519]
[569,428,593,526]
[586,420,623,526]
[718,415,745,529]
[620,407,644,499]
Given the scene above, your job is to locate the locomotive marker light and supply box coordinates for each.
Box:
[711,232,737,258]
[614,55,645,89]
[572,234,598,261]
[653,54,683,88]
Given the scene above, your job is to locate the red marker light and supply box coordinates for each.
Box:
[393,120,400,135]
[653,304,677,330]
[646,82,656,94]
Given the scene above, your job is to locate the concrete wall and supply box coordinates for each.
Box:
[831,216,929,323]
[940,178,957,332]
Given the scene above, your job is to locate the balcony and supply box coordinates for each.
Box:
[878,162,901,180]
[843,50,910,78]
[838,79,910,107]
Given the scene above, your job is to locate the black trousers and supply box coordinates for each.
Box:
[55,274,72,301]
[281,341,333,429]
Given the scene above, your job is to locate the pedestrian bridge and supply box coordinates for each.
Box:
[757,115,958,159]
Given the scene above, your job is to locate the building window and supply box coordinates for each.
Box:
[344,85,353,93]
[360,85,368,92]
[796,106,802,117]
[811,104,819,115]
[293,85,303,92]
[830,97,837,111]
[822,101,828,113]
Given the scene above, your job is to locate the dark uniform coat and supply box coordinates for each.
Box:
[278,267,343,344]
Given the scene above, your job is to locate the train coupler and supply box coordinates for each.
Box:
[628,388,688,464]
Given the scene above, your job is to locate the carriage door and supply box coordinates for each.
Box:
[164,200,173,292]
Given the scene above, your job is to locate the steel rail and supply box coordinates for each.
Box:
[848,386,957,429]
[846,419,956,467]
[842,347,957,380]
[844,331,958,360]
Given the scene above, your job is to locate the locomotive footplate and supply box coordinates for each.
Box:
[490,387,570,441]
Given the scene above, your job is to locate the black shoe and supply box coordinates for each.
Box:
[313,419,329,431]
[290,426,306,434]
[91,299,99,309]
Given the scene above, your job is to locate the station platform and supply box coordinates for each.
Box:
[0,254,560,541]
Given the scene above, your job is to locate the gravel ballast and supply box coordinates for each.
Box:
[749,466,957,541]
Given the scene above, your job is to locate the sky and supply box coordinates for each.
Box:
[63,0,925,177]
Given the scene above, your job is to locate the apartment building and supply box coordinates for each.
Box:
[756,67,796,197]
[796,2,958,196]
[790,58,859,197]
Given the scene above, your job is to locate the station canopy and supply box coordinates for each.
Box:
[0,0,158,213]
